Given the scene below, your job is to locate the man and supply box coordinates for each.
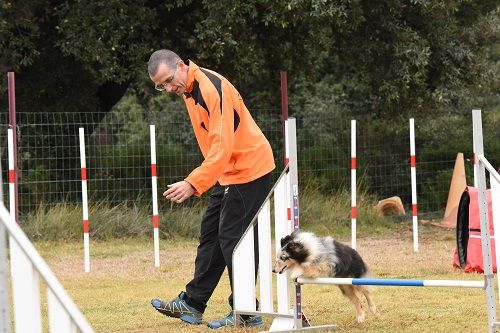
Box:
[148,49,275,329]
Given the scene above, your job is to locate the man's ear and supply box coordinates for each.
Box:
[178,59,189,71]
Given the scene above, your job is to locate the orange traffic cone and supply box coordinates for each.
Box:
[433,153,467,228]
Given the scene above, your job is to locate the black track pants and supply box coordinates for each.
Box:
[184,173,271,313]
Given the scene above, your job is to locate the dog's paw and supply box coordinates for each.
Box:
[369,304,377,314]
[357,311,365,323]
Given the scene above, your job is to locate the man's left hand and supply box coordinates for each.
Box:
[163,181,195,203]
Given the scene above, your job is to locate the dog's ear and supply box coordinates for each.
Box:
[286,241,304,254]
[280,234,293,247]
[285,240,309,262]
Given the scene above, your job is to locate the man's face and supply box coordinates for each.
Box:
[151,61,188,96]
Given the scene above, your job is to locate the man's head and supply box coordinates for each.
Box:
[148,49,189,96]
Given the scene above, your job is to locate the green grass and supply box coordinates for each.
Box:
[23,226,498,333]
[11,188,495,332]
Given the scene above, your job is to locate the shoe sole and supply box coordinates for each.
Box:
[151,298,202,324]
[180,314,202,325]
[154,308,181,318]
[154,308,202,323]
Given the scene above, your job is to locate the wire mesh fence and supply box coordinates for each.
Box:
[1,107,499,221]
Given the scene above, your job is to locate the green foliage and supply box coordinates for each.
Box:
[420,169,453,217]
[0,1,42,70]
[53,0,158,84]
[0,1,499,219]
[2,1,498,113]
[298,144,349,191]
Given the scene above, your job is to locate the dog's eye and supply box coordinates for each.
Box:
[280,255,288,261]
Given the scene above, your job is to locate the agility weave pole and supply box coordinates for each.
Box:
[79,128,91,273]
[150,125,160,267]
[409,118,419,252]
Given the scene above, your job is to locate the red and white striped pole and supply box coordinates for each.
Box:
[79,128,90,272]
[351,120,357,250]
[7,129,15,220]
[409,118,419,252]
[7,72,19,223]
[150,125,160,267]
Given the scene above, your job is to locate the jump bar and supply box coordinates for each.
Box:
[296,277,485,288]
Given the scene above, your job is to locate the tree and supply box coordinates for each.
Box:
[1,0,498,116]
[0,0,498,208]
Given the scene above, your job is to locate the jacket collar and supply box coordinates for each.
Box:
[185,59,198,96]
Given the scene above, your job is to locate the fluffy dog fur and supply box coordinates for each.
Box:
[273,231,376,323]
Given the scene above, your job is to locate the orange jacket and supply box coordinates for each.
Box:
[183,61,275,196]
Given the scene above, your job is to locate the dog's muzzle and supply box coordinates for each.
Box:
[272,265,288,274]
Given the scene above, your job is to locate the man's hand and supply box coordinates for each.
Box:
[163,180,195,203]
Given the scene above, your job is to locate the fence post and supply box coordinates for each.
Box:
[351,120,357,249]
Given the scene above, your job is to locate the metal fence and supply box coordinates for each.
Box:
[1,108,499,220]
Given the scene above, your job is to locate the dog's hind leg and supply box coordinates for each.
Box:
[339,285,365,323]
[359,286,376,314]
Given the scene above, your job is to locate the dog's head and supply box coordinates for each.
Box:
[272,232,309,274]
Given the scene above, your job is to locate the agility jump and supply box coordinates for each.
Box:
[297,277,485,288]
[232,110,500,333]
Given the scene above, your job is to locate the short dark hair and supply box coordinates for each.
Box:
[148,49,180,77]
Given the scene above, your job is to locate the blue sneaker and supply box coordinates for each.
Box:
[151,292,203,325]
[207,312,264,329]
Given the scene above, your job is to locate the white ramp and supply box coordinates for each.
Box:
[0,203,94,333]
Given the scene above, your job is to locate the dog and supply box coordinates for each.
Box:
[272,230,376,323]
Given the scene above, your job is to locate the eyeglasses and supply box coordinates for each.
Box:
[154,64,178,91]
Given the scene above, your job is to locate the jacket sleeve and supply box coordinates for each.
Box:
[185,79,234,195]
